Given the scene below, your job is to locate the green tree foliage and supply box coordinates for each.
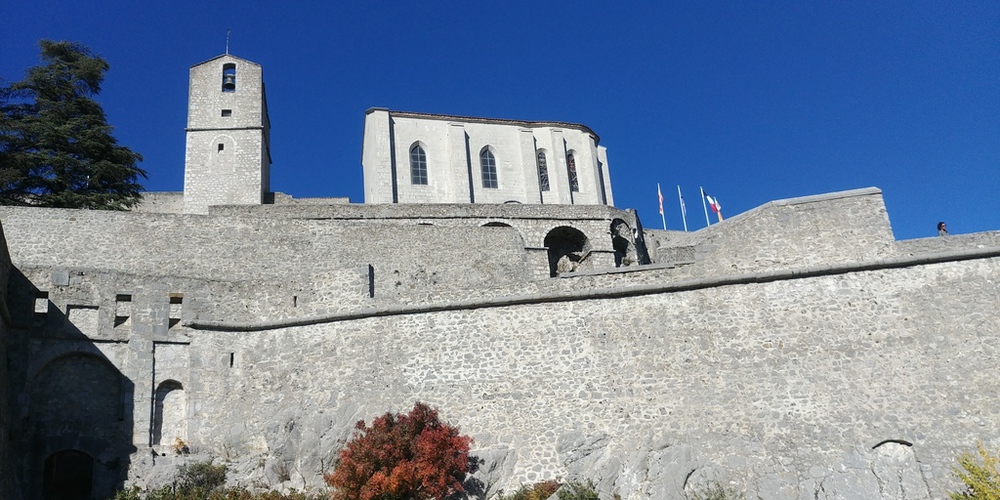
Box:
[325,402,474,500]
[0,40,146,209]
[950,443,1000,500]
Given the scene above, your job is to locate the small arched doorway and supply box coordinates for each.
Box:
[152,380,186,446]
[43,449,93,499]
[544,226,590,277]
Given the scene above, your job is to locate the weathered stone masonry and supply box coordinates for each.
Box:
[2,187,999,499]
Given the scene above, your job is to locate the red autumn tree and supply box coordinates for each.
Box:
[326,402,473,500]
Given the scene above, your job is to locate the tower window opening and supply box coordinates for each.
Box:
[217,143,224,152]
[221,109,232,117]
[222,63,236,92]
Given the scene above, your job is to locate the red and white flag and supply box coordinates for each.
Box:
[657,184,664,215]
[705,194,721,213]
[705,193,723,221]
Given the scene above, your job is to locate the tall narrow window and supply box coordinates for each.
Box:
[410,144,428,185]
[567,153,579,192]
[222,63,236,92]
[537,151,550,192]
[481,149,498,188]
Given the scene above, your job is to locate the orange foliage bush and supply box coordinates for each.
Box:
[325,402,473,500]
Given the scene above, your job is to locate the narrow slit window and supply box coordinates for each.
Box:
[222,63,236,92]
[217,143,224,152]
[480,149,498,189]
[567,153,579,192]
[537,151,550,192]
[221,109,232,117]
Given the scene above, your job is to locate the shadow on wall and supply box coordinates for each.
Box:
[6,269,135,500]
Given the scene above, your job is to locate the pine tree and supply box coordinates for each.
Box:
[0,40,146,210]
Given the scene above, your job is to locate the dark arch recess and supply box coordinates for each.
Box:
[544,226,590,277]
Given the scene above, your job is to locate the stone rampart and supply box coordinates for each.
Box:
[175,253,1000,499]
[645,188,896,275]
[4,189,1000,499]
[0,207,530,313]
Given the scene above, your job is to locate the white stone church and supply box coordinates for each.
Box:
[177,53,613,215]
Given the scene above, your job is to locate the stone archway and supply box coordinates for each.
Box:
[43,449,93,500]
[152,380,186,447]
[610,218,637,267]
[544,226,590,277]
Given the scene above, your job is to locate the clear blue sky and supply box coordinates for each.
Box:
[3,1,997,239]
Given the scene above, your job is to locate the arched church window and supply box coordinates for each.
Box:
[481,149,498,189]
[537,151,550,192]
[410,144,428,185]
[566,153,579,192]
[222,63,236,92]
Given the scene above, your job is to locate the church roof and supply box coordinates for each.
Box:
[190,53,262,69]
[371,108,601,144]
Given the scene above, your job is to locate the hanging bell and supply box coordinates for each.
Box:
[222,74,236,91]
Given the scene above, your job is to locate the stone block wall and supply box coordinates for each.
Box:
[646,188,896,274]
[0,207,532,313]
[4,188,1000,499]
[156,254,1000,499]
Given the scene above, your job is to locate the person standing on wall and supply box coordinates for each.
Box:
[938,222,948,236]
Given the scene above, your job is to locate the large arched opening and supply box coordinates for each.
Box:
[544,226,590,277]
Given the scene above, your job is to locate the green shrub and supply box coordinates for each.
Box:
[557,480,601,500]
[175,461,228,493]
[686,480,745,500]
[111,460,327,499]
[950,442,1000,500]
[498,480,561,500]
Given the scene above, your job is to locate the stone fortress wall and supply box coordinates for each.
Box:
[2,187,999,499]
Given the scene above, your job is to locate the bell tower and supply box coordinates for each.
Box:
[183,54,271,214]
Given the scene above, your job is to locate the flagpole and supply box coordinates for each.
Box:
[657,183,666,230]
[677,185,688,232]
[700,186,711,226]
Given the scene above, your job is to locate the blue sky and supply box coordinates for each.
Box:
[2,1,997,239]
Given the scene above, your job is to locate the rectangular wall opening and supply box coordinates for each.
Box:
[169,294,183,329]
[115,294,132,328]
[34,291,49,324]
